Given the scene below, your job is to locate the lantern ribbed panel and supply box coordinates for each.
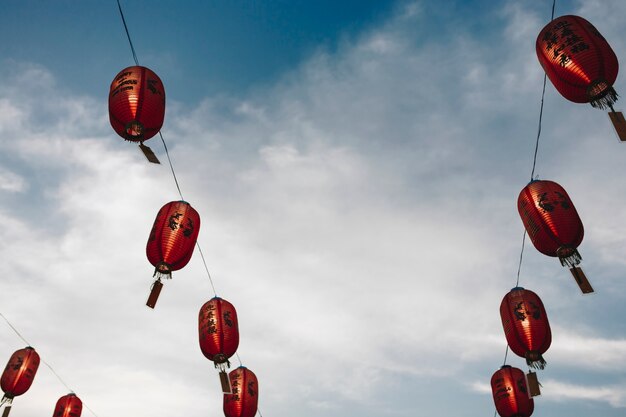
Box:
[491,366,534,417]
[1,347,40,399]
[500,287,551,369]
[536,15,619,107]
[109,66,165,142]
[223,367,258,417]
[146,201,200,274]
[52,393,82,417]
[517,180,583,259]
[199,297,240,365]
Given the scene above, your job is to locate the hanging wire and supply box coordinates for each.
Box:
[113,1,253,411]
[159,131,185,201]
[116,0,220,298]
[0,313,100,417]
[116,0,139,66]
[494,4,557,417]
[196,243,218,296]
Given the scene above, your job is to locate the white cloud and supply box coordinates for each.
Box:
[542,379,626,408]
[2,1,626,417]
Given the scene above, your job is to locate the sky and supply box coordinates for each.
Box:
[1,0,626,416]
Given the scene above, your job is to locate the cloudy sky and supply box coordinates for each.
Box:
[1,0,626,416]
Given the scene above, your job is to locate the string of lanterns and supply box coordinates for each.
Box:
[0,3,622,417]
[105,1,262,414]
[490,5,622,417]
[1,1,261,416]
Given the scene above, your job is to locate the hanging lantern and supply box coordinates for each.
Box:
[223,367,258,417]
[108,66,165,142]
[0,347,40,416]
[536,15,626,141]
[491,365,534,417]
[536,15,618,109]
[199,297,240,392]
[52,393,82,417]
[517,179,593,293]
[500,287,551,369]
[145,200,200,308]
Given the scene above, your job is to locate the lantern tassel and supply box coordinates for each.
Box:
[0,397,12,417]
[525,352,547,370]
[590,86,618,110]
[558,248,582,268]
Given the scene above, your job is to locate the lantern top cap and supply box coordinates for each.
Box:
[510,286,525,291]
[499,364,512,370]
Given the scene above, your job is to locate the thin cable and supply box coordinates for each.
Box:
[494,3,557,415]
[196,243,218,296]
[0,313,30,346]
[529,74,547,181]
[514,231,527,288]
[235,352,243,367]
[529,0,556,181]
[1,313,100,417]
[159,131,185,201]
[114,2,259,413]
[116,0,139,66]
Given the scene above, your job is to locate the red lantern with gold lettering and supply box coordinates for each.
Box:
[500,287,551,369]
[1,347,40,416]
[199,297,240,392]
[536,15,619,110]
[518,180,592,293]
[109,66,165,142]
[145,200,200,308]
[52,393,82,417]
[491,365,534,417]
[223,367,258,417]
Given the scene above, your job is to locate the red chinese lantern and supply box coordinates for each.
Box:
[1,347,40,416]
[109,66,165,142]
[536,15,619,110]
[500,287,551,369]
[199,297,240,391]
[199,297,240,367]
[223,367,258,417]
[491,365,534,417]
[52,393,82,417]
[145,200,200,308]
[518,180,592,293]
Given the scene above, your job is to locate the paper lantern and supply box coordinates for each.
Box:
[536,15,618,109]
[145,200,200,308]
[109,66,165,142]
[223,367,258,417]
[500,287,551,369]
[0,347,40,416]
[199,297,240,367]
[518,180,592,293]
[491,365,534,417]
[52,393,82,417]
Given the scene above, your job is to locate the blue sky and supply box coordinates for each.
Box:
[1,1,626,417]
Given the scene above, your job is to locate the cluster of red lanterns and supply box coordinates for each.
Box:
[491,13,620,417]
[2,9,618,417]
[0,347,80,417]
[107,65,259,416]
